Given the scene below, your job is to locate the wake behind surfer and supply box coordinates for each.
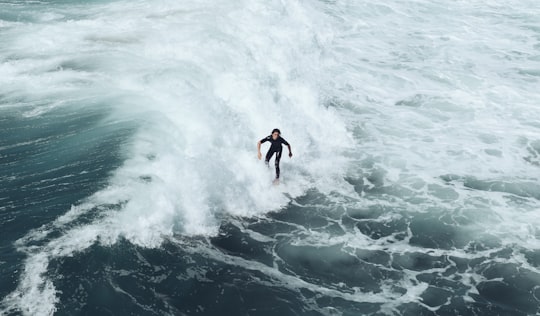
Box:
[257,128,292,180]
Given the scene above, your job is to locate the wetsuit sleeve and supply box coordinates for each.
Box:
[260,136,271,143]
[280,137,289,146]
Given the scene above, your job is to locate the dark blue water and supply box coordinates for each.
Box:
[0,106,134,304]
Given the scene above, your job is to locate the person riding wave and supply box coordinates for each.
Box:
[257,128,292,180]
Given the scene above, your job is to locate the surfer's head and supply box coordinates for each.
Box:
[271,128,281,140]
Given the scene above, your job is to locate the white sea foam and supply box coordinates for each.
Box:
[1,0,354,314]
[2,0,540,314]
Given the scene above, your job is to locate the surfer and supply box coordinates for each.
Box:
[257,128,292,180]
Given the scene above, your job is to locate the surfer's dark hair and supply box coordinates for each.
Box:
[272,128,281,135]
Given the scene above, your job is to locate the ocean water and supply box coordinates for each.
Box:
[1,0,540,315]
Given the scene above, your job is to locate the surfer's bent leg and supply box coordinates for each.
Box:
[265,150,274,168]
[275,150,282,179]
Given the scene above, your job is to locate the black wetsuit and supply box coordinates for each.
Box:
[260,135,289,179]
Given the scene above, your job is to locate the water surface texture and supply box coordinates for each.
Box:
[1,0,540,315]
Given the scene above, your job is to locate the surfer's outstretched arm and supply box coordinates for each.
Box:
[257,141,262,160]
[287,144,292,158]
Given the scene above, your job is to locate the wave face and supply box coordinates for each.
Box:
[1,0,540,315]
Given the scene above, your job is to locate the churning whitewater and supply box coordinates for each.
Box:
[1,0,540,315]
